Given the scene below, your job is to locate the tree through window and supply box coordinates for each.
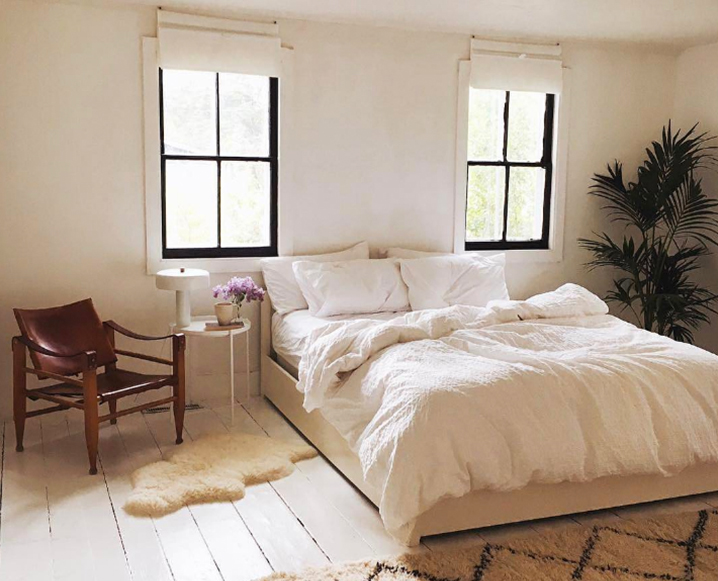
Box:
[160,69,278,259]
[465,89,555,250]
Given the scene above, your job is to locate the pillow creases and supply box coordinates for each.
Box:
[292,258,409,317]
[399,253,509,310]
[260,242,370,315]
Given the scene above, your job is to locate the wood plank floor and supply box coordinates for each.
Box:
[2,396,718,581]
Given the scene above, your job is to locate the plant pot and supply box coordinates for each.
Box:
[214,302,235,326]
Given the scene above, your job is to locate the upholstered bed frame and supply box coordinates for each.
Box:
[260,297,718,544]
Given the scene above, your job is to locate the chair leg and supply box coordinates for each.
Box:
[85,417,99,475]
[83,369,99,475]
[109,399,117,425]
[173,383,185,445]
[84,408,99,475]
[14,401,26,453]
[173,335,186,445]
[12,338,26,452]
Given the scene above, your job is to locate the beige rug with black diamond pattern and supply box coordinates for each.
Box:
[261,508,718,580]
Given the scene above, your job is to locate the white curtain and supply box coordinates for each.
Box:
[470,39,563,94]
[157,10,282,77]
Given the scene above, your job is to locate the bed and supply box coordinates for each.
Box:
[260,285,718,545]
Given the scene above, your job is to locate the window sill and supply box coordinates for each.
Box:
[462,246,563,264]
[147,256,263,275]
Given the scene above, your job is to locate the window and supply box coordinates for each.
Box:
[465,88,555,250]
[160,69,278,259]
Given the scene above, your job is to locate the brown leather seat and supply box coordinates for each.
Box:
[13,298,186,474]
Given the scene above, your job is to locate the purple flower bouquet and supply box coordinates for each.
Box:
[212,276,265,325]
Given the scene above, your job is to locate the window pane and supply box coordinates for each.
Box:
[162,70,217,156]
[506,91,546,163]
[221,162,271,247]
[506,167,546,241]
[219,74,270,157]
[466,166,506,242]
[467,89,505,162]
[165,160,218,248]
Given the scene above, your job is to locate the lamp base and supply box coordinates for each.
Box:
[176,290,192,328]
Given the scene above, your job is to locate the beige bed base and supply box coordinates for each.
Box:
[260,298,718,544]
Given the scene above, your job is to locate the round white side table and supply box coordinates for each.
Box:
[172,316,251,422]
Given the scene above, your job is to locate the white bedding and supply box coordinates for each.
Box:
[297,284,718,543]
[272,310,404,372]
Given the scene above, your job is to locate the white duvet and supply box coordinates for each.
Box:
[297,284,718,544]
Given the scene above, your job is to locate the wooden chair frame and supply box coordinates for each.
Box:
[12,320,186,474]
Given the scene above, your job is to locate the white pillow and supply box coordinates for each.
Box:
[260,242,369,315]
[292,259,409,317]
[386,247,448,259]
[399,253,509,310]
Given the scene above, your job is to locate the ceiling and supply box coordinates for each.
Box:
[136,0,718,47]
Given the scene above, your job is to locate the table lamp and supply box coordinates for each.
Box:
[155,268,210,328]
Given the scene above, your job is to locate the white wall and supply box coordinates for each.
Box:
[0,0,679,417]
[675,42,718,124]
[674,42,718,352]
[281,20,467,254]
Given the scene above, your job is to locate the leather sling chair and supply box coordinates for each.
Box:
[13,298,185,474]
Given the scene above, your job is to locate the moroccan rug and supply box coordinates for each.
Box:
[261,508,718,580]
[123,433,316,517]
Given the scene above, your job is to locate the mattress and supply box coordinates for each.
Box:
[272,310,402,373]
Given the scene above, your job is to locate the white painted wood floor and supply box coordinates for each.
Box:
[2,395,718,581]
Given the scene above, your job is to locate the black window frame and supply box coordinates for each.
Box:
[465,91,555,251]
[159,69,279,259]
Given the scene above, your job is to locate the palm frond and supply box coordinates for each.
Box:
[579,234,647,275]
[663,175,718,246]
[588,162,650,230]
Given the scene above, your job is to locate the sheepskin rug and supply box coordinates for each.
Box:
[123,433,317,517]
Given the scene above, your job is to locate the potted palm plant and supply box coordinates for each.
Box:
[579,123,718,343]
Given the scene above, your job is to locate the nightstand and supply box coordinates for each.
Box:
[173,316,251,422]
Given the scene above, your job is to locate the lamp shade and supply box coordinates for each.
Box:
[155,268,210,291]
[155,268,210,328]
